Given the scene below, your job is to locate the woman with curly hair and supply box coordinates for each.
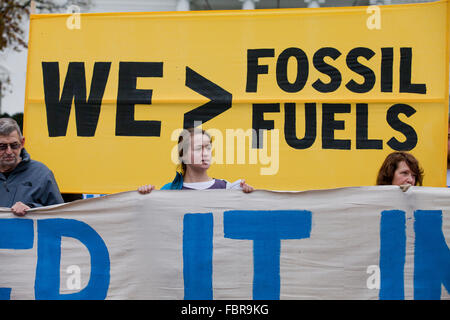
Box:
[376,151,424,186]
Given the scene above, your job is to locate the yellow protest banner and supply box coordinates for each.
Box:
[24,1,449,193]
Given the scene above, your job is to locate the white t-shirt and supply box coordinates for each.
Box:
[182,179,243,190]
[447,169,450,187]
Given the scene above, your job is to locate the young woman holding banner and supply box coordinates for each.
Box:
[376,151,424,187]
[138,127,254,193]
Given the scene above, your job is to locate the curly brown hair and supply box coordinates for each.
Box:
[376,152,424,186]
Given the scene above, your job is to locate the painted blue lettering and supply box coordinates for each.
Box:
[0,219,34,300]
[183,213,213,300]
[414,210,450,300]
[379,210,406,300]
[223,210,312,300]
[34,219,110,300]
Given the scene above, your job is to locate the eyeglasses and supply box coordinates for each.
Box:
[0,143,21,151]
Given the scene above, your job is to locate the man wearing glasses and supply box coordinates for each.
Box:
[0,118,63,216]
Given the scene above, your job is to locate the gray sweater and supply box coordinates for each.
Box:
[0,149,63,208]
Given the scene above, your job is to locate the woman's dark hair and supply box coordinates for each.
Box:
[177,127,211,176]
[376,151,424,186]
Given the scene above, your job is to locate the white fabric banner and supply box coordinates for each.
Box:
[0,186,449,300]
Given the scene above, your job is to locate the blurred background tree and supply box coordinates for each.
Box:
[1,0,92,52]
[0,0,92,107]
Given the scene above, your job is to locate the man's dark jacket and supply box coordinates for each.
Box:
[0,148,63,208]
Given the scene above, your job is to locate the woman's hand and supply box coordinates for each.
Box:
[240,180,254,193]
[138,184,155,194]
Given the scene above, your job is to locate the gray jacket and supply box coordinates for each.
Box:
[0,148,64,208]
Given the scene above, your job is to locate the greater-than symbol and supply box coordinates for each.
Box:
[184,67,232,129]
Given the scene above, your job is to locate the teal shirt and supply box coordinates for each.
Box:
[161,172,183,190]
